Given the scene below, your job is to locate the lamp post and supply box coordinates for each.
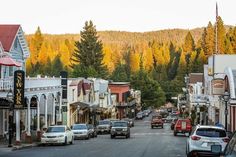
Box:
[7,88,14,147]
[222,92,230,131]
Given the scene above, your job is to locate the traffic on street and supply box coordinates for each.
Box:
[0,111,188,157]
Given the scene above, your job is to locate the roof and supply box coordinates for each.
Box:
[189,73,203,84]
[0,25,20,52]
[195,125,225,130]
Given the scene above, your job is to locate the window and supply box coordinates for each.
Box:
[72,89,75,101]
[14,37,18,49]
[225,133,236,155]
[196,128,226,137]
[9,67,13,76]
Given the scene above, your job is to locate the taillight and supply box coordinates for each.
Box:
[222,137,230,143]
[191,136,201,141]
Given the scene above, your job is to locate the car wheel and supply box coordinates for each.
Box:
[86,135,90,140]
[111,135,114,139]
[70,137,74,145]
[186,152,192,157]
[151,126,153,129]
[63,137,67,145]
[174,131,177,136]
[161,125,164,129]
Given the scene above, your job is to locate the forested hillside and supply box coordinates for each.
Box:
[25,17,236,105]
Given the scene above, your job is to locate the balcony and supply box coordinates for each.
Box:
[0,76,61,97]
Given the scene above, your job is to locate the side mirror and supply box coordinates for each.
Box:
[227,131,233,138]
[211,145,222,154]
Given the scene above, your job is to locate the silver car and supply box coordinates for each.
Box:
[71,124,90,140]
[186,125,229,157]
[111,121,130,139]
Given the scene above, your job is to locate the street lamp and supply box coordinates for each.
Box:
[222,91,230,131]
[7,88,14,147]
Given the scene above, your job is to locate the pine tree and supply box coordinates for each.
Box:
[202,22,215,57]
[183,31,195,53]
[71,20,108,78]
[215,16,226,53]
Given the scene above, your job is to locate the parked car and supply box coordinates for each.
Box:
[210,131,236,157]
[165,116,173,123]
[136,112,143,120]
[122,118,132,127]
[186,125,229,157]
[173,119,192,136]
[171,118,178,130]
[41,125,74,145]
[88,124,97,138]
[97,120,111,134]
[151,115,164,129]
[111,121,130,139]
[71,124,90,140]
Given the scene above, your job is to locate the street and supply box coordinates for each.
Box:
[0,115,187,157]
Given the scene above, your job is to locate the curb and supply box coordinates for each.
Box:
[12,143,38,151]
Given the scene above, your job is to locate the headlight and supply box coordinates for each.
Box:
[111,128,116,131]
[58,135,64,138]
[41,135,46,138]
[123,128,127,131]
[83,131,88,134]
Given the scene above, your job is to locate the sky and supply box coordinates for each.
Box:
[0,0,236,34]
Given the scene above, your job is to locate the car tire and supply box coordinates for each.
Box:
[63,137,67,145]
[186,152,192,157]
[86,135,90,140]
[151,126,154,129]
[174,131,177,136]
[161,125,164,129]
[111,135,114,139]
[70,137,74,145]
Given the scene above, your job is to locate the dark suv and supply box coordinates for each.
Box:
[111,121,130,139]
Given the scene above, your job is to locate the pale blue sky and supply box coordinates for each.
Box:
[0,0,235,34]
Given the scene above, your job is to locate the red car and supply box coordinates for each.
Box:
[173,119,192,136]
[151,115,164,129]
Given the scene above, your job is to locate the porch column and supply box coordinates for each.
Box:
[15,110,20,144]
[44,96,48,128]
[27,98,31,136]
[24,109,27,132]
[52,97,55,125]
[37,99,40,131]
[59,93,62,122]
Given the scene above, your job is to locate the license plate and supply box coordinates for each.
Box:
[182,122,186,129]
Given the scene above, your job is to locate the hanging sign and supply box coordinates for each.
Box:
[211,79,225,95]
[14,70,25,109]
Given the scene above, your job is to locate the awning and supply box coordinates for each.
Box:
[70,101,90,110]
[0,56,21,67]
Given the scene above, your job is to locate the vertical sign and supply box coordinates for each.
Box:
[14,70,25,109]
[60,71,68,99]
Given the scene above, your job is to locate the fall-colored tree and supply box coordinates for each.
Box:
[183,31,195,53]
[202,22,215,57]
[215,16,226,54]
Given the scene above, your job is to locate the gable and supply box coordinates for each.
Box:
[0,25,20,52]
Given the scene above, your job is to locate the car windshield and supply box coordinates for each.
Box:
[99,120,110,125]
[113,122,127,127]
[46,127,65,133]
[72,125,87,130]
[196,128,226,137]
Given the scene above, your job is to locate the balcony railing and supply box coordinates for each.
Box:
[0,77,61,92]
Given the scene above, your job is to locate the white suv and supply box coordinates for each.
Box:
[186,125,229,157]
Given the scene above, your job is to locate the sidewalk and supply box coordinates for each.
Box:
[0,140,39,151]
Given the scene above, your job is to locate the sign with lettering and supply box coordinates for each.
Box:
[14,70,25,109]
[212,79,225,95]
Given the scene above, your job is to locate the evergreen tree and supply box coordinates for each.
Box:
[215,16,226,53]
[202,22,215,57]
[52,55,63,77]
[71,20,108,78]
[110,63,129,82]
[183,31,195,53]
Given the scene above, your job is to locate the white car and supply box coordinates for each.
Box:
[186,125,229,157]
[71,124,90,139]
[41,125,74,145]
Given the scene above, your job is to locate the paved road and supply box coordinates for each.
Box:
[0,115,187,157]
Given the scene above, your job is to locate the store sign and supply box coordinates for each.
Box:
[211,79,225,95]
[14,70,25,109]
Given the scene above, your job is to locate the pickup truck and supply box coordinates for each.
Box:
[151,115,164,129]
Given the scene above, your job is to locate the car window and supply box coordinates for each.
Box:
[113,122,127,127]
[47,127,65,133]
[225,133,236,155]
[72,124,87,130]
[99,120,110,125]
[196,128,226,137]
